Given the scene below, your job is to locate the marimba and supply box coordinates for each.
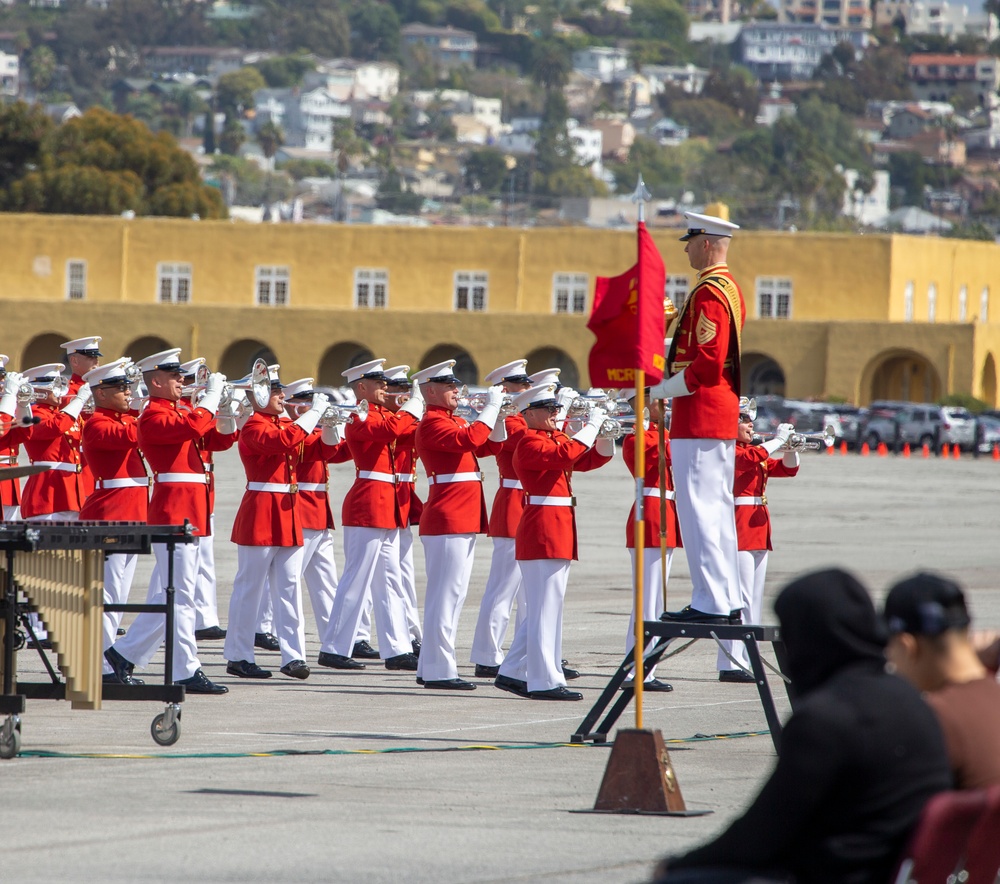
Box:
[0,521,195,757]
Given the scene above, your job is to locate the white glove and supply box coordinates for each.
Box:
[595,436,615,457]
[0,371,22,416]
[62,383,92,420]
[586,406,608,431]
[775,422,795,443]
[198,372,226,415]
[409,379,424,403]
[762,437,786,456]
[648,370,691,400]
[782,450,800,468]
[322,422,344,446]
[14,400,33,425]
[235,403,254,430]
[216,414,237,435]
[488,416,508,443]
[400,391,424,419]
[475,385,505,429]
[294,392,329,434]
[556,387,577,422]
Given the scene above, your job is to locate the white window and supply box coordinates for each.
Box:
[927,283,937,323]
[756,277,792,319]
[553,272,588,314]
[665,275,690,313]
[958,285,968,322]
[66,260,86,301]
[157,263,192,304]
[256,266,290,306]
[982,286,990,324]
[454,271,488,311]
[355,268,388,309]
[904,281,914,322]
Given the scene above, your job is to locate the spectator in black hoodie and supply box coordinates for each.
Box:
[650,568,951,884]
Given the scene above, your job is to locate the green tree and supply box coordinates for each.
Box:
[258,0,350,58]
[701,67,759,123]
[0,101,53,190]
[252,53,316,88]
[219,117,248,156]
[349,2,402,59]
[669,97,744,139]
[257,121,284,163]
[27,45,57,93]
[464,147,508,193]
[376,165,424,214]
[629,0,689,54]
[215,68,267,117]
[531,39,571,91]
[444,0,502,37]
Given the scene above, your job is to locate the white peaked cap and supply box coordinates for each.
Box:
[283,378,316,398]
[528,368,561,386]
[679,211,740,241]
[411,360,459,384]
[60,335,103,355]
[23,363,67,382]
[512,384,559,412]
[0,355,9,370]
[83,358,131,387]
[383,365,411,384]
[134,349,183,373]
[179,357,206,378]
[342,358,387,384]
[484,359,529,386]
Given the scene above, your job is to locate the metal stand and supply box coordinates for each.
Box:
[571,620,793,754]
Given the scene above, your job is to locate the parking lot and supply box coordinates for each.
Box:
[4,449,1000,883]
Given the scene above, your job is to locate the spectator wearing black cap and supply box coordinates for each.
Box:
[883,572,1000,789]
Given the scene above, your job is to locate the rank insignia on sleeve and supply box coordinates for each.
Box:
[695,312,717,345]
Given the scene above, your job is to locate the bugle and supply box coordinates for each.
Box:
[318,400,370,427]
[756,426,835,451]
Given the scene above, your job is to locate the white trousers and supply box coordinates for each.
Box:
[320,526,410,659]
[113,540,202,681]
[301,527,338,637]
[101,553,139,673]
[225,545,306,666]
[417,533,476,682]
[719,549,769,671]
[399,525,421,642]
[499,558,570,693]
[470,537,525,667]
[671,438,740,616]
[625,547,674,681]
[26,512,79,639]
[193,514,220,630]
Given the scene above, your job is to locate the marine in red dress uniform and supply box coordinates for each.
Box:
[495,384,613,700]
[0,358,35,519]
[413,359,505,690]
[60,335,103,503]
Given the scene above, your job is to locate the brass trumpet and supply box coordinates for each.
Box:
[318,400,370,427]
[462,391,517,417]
[756,426,835,451]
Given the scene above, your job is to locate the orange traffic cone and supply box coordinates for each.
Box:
[942,443,950,458]
[902,443,911,458]
[826,442,834,455]
[877,442,888,456]
[922,443,930,458]
[861,442,870,456]
[953,445,961,460]
[993,444,999,461]
[840,441,848,455]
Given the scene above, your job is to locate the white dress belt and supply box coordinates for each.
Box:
[643,488,675,500]
[395,473,416,483]
[296,482,326,492]
[247,482,297,493]
[357,470,395,483]
[735,496,766,506]
[501,478,523,490]
[33,460,81,473]
[96,477,150,489]
[428,472,482,485]
[155,472,208,484]
[526,495,576,507]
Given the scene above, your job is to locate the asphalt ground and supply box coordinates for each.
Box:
[4,447,1000,883]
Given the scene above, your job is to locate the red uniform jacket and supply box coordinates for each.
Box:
[392,419,422,528]
[0,412,31,510]
[342,405,418,530]
[198,425,238,514]
[79,407,149,522]
[231,413,313,547]
[297,428,351,531]
[513,428,611,561]
[416,405,501,536]
[21,403,85,517]
[139,397,216,535]
[487,412,528,539]
[734,442,799,552]
[68,374,96,501]
[623,426,682,550]
[668,264,745,440]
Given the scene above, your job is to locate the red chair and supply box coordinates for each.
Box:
[891,789,987,884]
[963,784,1000,884]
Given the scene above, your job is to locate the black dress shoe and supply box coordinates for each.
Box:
[529,686,583,701]
[415,677,424,685]
[102,671,145,686]
[254,632,280,652]
[27,638,52,650]
[352,640,379,660]
[177,668,229,694]
[280,660,310,679]
[411,639,421,657]
[475,664,500,678]
[116,627,126,636]
[317,652,365,670]
[719,669,756,684]
[104,646,139,685]
[494,674,530,698]
[423,678,476,690]
[226,659,272,679]
[195,626,227,641]
[560,661,581,680]
[660,606,734,625]
[622,678,673,692]
[385,653,418,671]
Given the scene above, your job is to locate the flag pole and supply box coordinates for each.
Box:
[631,173,651,729]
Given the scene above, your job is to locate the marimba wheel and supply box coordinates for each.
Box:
[0,716,21,759]
[150,711,181,746]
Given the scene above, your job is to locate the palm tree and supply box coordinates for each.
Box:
[257,121,285,169]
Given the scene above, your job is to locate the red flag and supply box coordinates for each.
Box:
[586,222,666,389]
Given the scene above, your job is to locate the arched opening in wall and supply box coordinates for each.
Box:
[21,333,70,371]
[526,347,580,390]
[318,342,375,386]
[742,352,786,397]
[981,353,997,408]
[122,336,172,361]
[420,344,478,385]
[219,339,278,380]
[860,349,941,405]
